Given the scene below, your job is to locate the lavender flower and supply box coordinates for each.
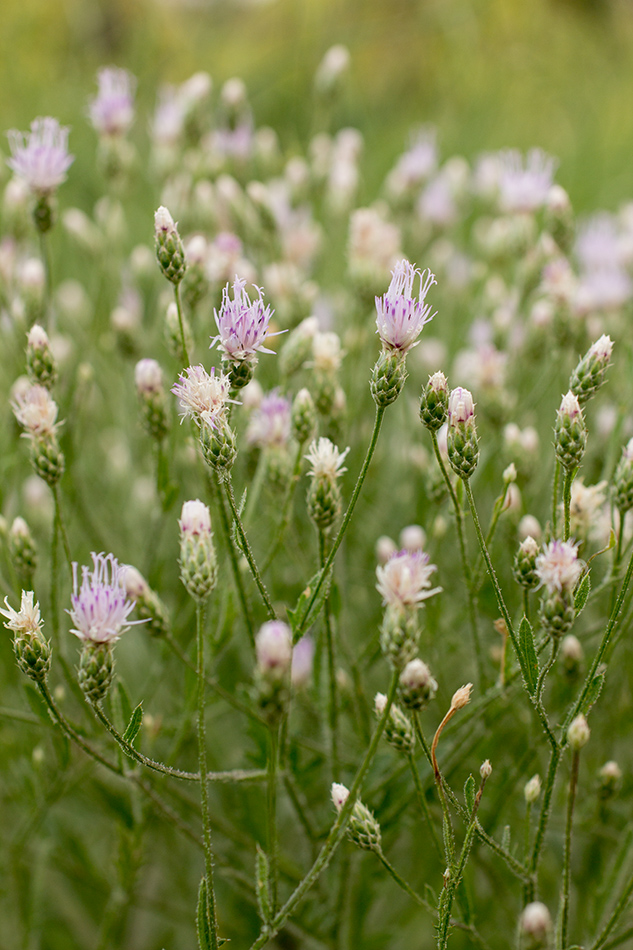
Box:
[376,550,441,610]
[498,148,557,213]
[246,390,291,447]
[7,117,74,195]
[211,276,279,361]
[171,365,234,429]
[89,67,136,137]
[68,552,142,644]
[375,259,437,354]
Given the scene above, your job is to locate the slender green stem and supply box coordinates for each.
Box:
[174,282,191,367]
[552,460,561,538]
[262,442,305,572]
[224,478,276,620]
[407,753,442,859]
[196,602,220,950]
[244,449,270,527]
[211,476,255,647]
[523,802,532,863]
[376,850,429,909]
[430,430,483,685]
[556,750,580,950]
[38,681,120,773]
[248,669,399,950]
[296,405,386,639]
[527,744,561,900]
[267,724,279,914]
[53,484,72,571]
[593,881,633,950]
[536,639,560,707]
[39,230,53,330]
[319,529,339,782]
[601,925,633,950]
[563,466,577,542]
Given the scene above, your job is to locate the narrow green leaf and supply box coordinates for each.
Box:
[518,615,539,696]
[117,680,133,727]
[501,825,511,851]
[196,877,212,950]
[255,844,271,923]
[464,774,476,814]
[574,572,591,613]
[287,568,330,642]
[580,669,605,717]
[122,702,143,746]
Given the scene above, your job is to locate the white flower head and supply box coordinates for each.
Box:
[68,552,143,644]
[376,549,441,610]
[375,259,437,354]
[588,333,613,363]
[171,365,234,429]
[305,437,350,480]
[0,590,42,635]
[535,539,583,593]
[179,499,212,537]
[12,384,60,437]
[27,324,49,350]
[558,390,582,419]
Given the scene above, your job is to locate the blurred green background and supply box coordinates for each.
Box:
[2,0,633,211]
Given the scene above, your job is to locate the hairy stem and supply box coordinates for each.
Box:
[224,478,276,620]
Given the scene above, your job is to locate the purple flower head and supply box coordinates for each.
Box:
[498,148,557,214]
[89,67,136,137]
[247,389,291,447]
[7,117,74,195]
[375,259,437,354]
[68,552,144,644]
[171,364,235,430]
[211,276,280,361]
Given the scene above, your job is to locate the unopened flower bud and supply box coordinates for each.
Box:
[561,634,583,678]
[614,438,633,514]
[330,782,382,852]
[291,388,317,445]
[480,759,492,780]
[524,774,542,804]
[513,536,540,590]
[375,692,415,755]
[8,516,38,581]
[121,565,170,638]
[399,525,426,552]
[554,391,587,471]
[255,621,293,718]
[370,350,407,407]
[200,416,238,478]
[178,500,217,602]
[135,358,169,441]
[154,206,187,284]
[380,605,420,669]
[78,641,114,703]
[598,760,622,801]
[398,658,438,709]
[568,714,590,751]
[569,335,613,405]
[451,683,473,711]
[447,387,479,480]
[376,535,397,565]
[520,901,552,949]
[503,462,517,484]
[26,325,57,389]
[419,371,448,430]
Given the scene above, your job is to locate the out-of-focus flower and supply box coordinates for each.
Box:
[89,67,136,137]
[7,118,74,194]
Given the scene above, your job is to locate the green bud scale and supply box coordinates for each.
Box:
[370,351,407,408]
[30,435,65,486]
[78,641,114,704]
[380,605,420,670]
[554,392,587,471]
[14,629,51,682]
[200,418,237,479]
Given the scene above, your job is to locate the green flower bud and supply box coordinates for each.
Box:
[78,641,114,703]
[569,335,613,405]
[554,391,587,471]
[370,350,407,408]
[154,207,187,284]
[419,371,448,431]
[178,500,218,603]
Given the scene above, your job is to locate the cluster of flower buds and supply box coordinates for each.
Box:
[331,783,382,853]
[569,335,613,405]
[374,692,415,754]
[447,387,479,480]
[371,260,436,408]
[121,565,170,638]
[554,391,587,472]
[535,539,583,638]
[8,516,38,583]
[178,500,218,603]
[398,657,438,709]
[254,621,293,718]
[614,438,633,514]
[12,384,65,486]
[154,207,187,285]
[419,371,448,431]
[135,359,169,442]
[305,437,349,532]
[1,591,51,683]
[26,326,57,389]
[513,536,540,591]
[376,549,441,668]
[70,553,143,703]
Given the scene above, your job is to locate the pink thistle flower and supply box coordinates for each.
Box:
[68,552,143,644]
[7,117,74,195]
[211,276,280,361]
[535,539,583,594]
[171,364,235,429]
[89,67,136,137]
[375,259,437,354]
[376,550,442,610]
[12,384,60,437]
